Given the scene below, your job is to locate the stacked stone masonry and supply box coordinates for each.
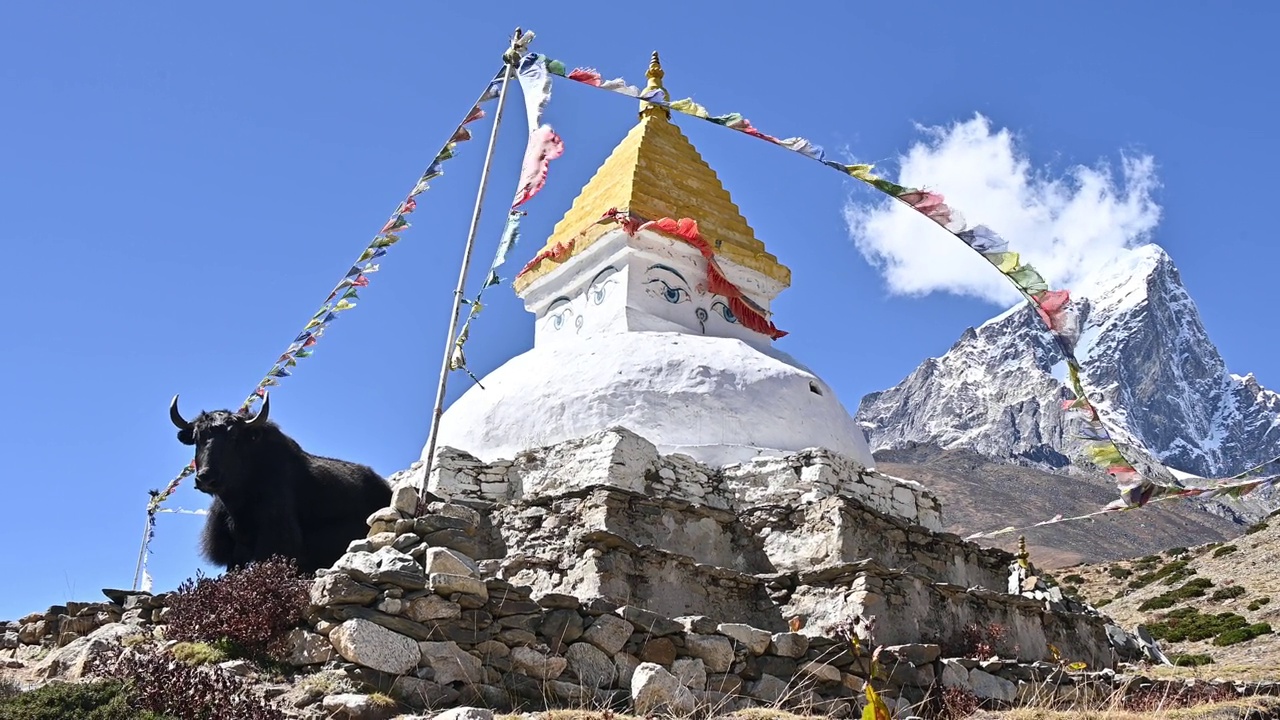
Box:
[0,428,1196,717]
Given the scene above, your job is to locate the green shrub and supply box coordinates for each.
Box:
[1213,544,1239,558]
[164,556,309,663]
[1108,566,1132,580]
[1170,653,1214,667]
[1249,597,1271,611]
[1246,521,1269,535]
[1211,586,1247,602]
[0,680,174,720]
[1139,555,1161,564]
[1165,547,1189,557]
[1147,608,1250,643]
[1213,623,1272,646]
[1095,598,1113,608]
[1138,578,1214,611]
[1139,595,1176,611]
[169,641,228,666]
[1062,574,1084,585]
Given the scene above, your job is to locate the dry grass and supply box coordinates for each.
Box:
[974,696,1280,719]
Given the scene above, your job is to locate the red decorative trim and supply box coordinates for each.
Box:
[516,238,577,279]
[640,217,787,340]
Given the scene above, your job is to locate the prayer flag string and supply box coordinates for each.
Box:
[137,69,510,584]
[526,53,1280,523]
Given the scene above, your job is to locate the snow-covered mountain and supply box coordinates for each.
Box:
[856,244,1280,495]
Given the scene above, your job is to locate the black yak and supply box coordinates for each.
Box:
[169,392,391,574]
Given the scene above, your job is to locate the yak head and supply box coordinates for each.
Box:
[170,392,274,496]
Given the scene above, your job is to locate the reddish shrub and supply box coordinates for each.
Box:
[164,556,310,662]
[94,648,285,720]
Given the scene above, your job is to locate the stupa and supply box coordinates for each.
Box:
[430,54,875,470]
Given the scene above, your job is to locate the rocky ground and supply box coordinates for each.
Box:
[1056,513,1280,683]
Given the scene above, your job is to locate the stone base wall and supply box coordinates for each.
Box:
[412,428,944,532]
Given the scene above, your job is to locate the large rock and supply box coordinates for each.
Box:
[717,623,772,655]
[419,641,483,685]
[566,641,616,688]
[334,547,428,590]
[684,633,734,673]
[424,548,480,578]
[582,614,634,656]
[969,668,1017,702]
[329,618,419,675]
[404,595,462,622]
[311,574,380,607]
[631,662,696,716]
[321,693,395,720]
[286,628,337,666]
[34,622,147,680]
[510,646,567,680]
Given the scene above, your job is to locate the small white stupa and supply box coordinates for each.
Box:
[430,54,874,470]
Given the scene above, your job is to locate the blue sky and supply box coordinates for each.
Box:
[2,3,1276,619]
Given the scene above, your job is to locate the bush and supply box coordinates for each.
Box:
[1213,544,1239,558]
[93,649,285,720]
[1165,547,1189,556]
[0,680,174,720]
[1062,574,1084,585]
[1246,521,1269,535]
[1095,598,1113,608]
[1147,607,1248,643]
[938,685,979,719]
[1138,578,1214,611]
[1249,597,1271,611]
[1213,623,1273,646]
[1211,586,1247,602]
[1108,566,1132,580]
[164,556,309,663]
[1171,653,1214,667]
[169,641,228,667]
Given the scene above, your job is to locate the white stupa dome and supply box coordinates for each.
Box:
[434,330,874,468]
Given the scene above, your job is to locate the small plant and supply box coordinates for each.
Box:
[1095,598,1113,608]
[94,648,285,720]
[1213,622,1272,646]
[1061,574,1084,585]
[368,692,396,708]
[938,685,979,719]
[164,556,309,663]
[959,622,1009,659]
[1246,521,1269,535]
[1211,586,1246,602]
[1170,653,1214,667]
[170,641,228,666]
[1165,546,1189,556]
[1249,597,1271,611]
[1108,566,1133,579]
[0,680,174,720]
[1213,544,1239,558]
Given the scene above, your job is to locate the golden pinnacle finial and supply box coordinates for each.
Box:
[640,51,671,119]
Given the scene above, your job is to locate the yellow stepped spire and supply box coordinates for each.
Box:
[513,52,791,294]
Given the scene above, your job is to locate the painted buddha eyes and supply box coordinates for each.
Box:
[711,299,738,324]
[647,278,690,304]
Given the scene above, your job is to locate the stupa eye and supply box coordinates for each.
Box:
[712,300,737,324]
[647,279,689,304]
[549,307,573,330]
[590,279,615,305]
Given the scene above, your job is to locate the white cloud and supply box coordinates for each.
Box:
[843,114,1162,305]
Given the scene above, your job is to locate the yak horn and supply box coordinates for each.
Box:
[170,395,193,430]
[247,392,270,427]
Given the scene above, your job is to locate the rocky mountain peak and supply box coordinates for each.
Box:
[856,243,1280,488]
